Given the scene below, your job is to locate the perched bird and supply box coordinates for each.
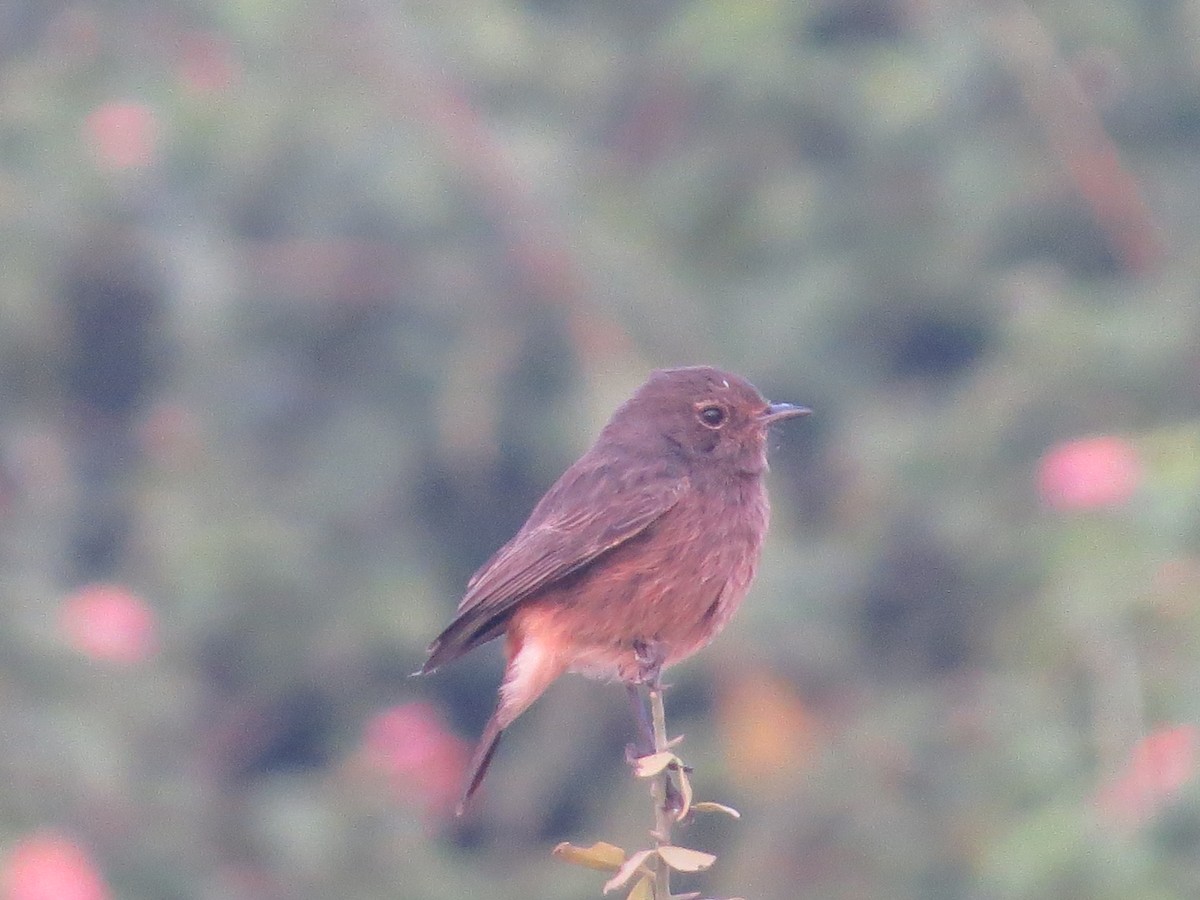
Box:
[419,366,809,813]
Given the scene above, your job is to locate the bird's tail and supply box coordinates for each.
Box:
[454,627,565,815]
[457,713,504,816]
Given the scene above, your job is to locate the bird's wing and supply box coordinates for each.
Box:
[420,459,687,672]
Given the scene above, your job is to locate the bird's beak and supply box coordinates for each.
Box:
[760,402,812,424]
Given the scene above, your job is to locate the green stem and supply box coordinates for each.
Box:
[648,684,672,899]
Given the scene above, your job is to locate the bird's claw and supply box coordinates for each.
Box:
[632,638,668,687]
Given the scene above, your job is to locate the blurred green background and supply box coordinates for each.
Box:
[3,0,1200,897]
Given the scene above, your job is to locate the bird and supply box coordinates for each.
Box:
[418,366,809,813]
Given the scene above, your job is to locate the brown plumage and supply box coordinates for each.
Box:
[419,366,808,813]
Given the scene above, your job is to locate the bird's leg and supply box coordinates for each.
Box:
[624,640,662,762]
[625,683,655,759]
[629,639,685,821]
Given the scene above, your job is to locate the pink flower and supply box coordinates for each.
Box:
[2,833,110,900]
[360,702,469,818]
[59,584,157,665]
[176,32,240,96]
[1037,435,1141,511]
[1095,724,1199,829]
[83,102,159,170]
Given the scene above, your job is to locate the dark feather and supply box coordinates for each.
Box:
[421,451,687,673]
[457,712,504,815]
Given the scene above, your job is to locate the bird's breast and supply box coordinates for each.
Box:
[512,474,770,682]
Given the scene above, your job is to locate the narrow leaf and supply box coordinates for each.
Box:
[633,750,678,778]
[691,801,742,819]
[603,849,656,893]
[625,874,654,900]
[657,845,717,873]
[553,841,626,872]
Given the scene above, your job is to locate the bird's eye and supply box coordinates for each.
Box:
[698,405,727,428]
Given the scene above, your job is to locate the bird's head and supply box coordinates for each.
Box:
[603,366,809,475]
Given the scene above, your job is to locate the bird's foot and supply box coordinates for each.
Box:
[631,638,668,688]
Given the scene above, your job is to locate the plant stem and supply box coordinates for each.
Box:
[648,683,672,899]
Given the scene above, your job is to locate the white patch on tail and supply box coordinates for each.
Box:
[499,635,561,726]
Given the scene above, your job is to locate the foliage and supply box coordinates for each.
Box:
[556,684,737,899]
[1,0,1199,897]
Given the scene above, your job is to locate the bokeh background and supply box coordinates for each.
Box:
[3,0,1200,897]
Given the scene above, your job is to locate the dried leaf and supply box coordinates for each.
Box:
[656,845,717,873]
[691,801,742,819]
[634,751,678,778]
[625,874,654,900]
[553,841,626,872]
[603,849,657,893]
